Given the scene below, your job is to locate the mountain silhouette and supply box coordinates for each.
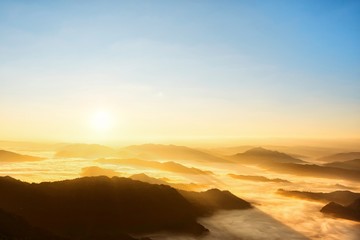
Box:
[231,147,305,165]
[0,149,43,162]
[97,158,213,175]
[324,159,360,170]
[119,144,229,163]
[130,173,208,191]
[277,189,360,205]
[179,188,252,216]
[229,174,290,183]
[318,152,360,162]
[321,198,360,222]
[0,176,250,239]
[262,162,360,182]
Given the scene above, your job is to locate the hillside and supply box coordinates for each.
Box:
[321,198,360,222]
[97,158,213,175]
[318,152,360,163]
[262,162,360,182]
[0,176,250,239]
[231,147,305,165]
[0,150,43,162]
[277,189,360,205]
[324,159,360,170]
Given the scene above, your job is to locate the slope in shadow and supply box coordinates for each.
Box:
[0,176,250,239]
[321,198,360,222]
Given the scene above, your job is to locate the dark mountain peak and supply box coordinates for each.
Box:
[0,176,252,238]
[0,176,29,185]
[321,198,360,222]
[179,188,251,216]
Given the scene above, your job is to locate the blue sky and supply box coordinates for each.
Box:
[0,0,359,142]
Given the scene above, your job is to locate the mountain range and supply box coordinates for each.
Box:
[0,176,251,239]
[277,189,360,205]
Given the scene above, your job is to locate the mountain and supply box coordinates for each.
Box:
[0,176,250,239]
[318,152,360,163]
[0,208,66,240]
[321,198,360,222]
[97,158,213,175]
[228,174,290,183]
[262,162,360,182]
[119,144,229,163]
[324,159,360,170]
[231,147,305,165]
[179,188,252,216]
[130,173,208,191]
[55,144,118,159]
[277,189,360,205]
[129,173,168,185]
[0,150,43,162]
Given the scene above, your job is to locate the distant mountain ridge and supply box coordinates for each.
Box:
[324,159,360,170]
[277,189,360,205]
[97,158,213,175]
[229,174,290,183]
[318,152,360,162]
[231,147,305,164]
[262,162,360,182]
[121,144,229,162]
[0,150,43,162]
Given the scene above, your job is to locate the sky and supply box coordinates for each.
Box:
[0,0,359,144]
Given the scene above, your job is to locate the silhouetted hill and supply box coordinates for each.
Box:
[262,162,360,182]
[0,176,250,239]
[130,173,208,191]
[97,158,213,175]
[120,144,228,162]
[179,188,252,216]
[229,174,290,183]
[318,152,360,162]
[0,176,206,238]
[231,147,305,165]
[324,159,360,170]
[0,208,66,240]
[0,150,43,162]
[321,198,360,222]
[55,144,118,159]
[277,189,360,205]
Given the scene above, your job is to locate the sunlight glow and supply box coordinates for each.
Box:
[90,111,113,132]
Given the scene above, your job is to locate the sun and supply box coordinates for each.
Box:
[90,111,113,131]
